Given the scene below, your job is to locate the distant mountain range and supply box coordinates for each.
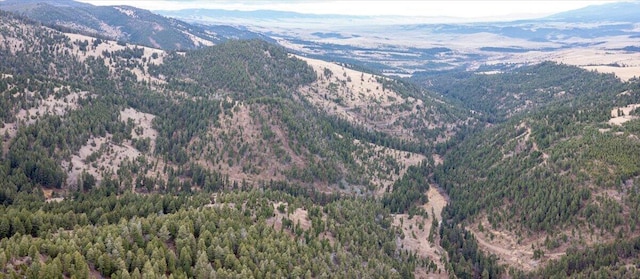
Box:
[546,1,640,22]
[0,0,270,50]
[2,0,640,74]
[156,2,640,25]
[160,9,340,21]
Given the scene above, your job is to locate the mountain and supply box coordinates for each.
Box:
[0,9,468,278]
[0,0,269,50]
[158,9,346,21]
[0,9,458,198]
[0,8,488,278]
[546,1,640,22]
[0,0,89,8]
[3,1,640,278]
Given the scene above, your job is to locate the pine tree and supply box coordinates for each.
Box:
[131,268,142,279]
[73,251,90,279]
[0,217,10,238]
[194,251,214,279]
[12,216,25,236]
[26,260,42,279]
[119,269,132,279]
[179,246,192,276]
[158,225,171,242]
[0,251,7,270]
[142,260,156,279]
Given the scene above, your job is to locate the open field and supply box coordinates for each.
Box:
[498,46,640,81]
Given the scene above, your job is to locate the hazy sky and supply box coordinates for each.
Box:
[79,1,615,19]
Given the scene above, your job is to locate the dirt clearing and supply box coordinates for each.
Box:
[393,186,450,278]
[609,103,640,125]
[266,202,311,232]
[63,107,162,191]
[467,216,567,272]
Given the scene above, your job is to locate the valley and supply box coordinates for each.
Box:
[160,3,640,82]
[1,1,640,278]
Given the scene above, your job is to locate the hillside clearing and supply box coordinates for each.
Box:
[267,202,311,232]
[297,55,453,142]
[65,33,166,83]
[62,107,163,191]
[393,186,449,278]
[609,103,640,125]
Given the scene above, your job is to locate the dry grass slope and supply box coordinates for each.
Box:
[393,186,450,278]
[297,56,456,143]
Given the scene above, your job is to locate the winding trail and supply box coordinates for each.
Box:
[469,221,566,272]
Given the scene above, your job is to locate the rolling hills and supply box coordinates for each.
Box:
[0,0,268,50]
[160,2,640,80]
[0,8,470,277]
[0,9,459,277]
[2,1,640,278]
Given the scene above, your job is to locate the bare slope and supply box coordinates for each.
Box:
[393,186,450,278]
[298,56,468,144]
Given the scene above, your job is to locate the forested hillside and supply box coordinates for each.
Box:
[0,10,464,278]
[0,0,267,50]
[427,64,640,276]
[4,2,640,277]
[414,63,626,123]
